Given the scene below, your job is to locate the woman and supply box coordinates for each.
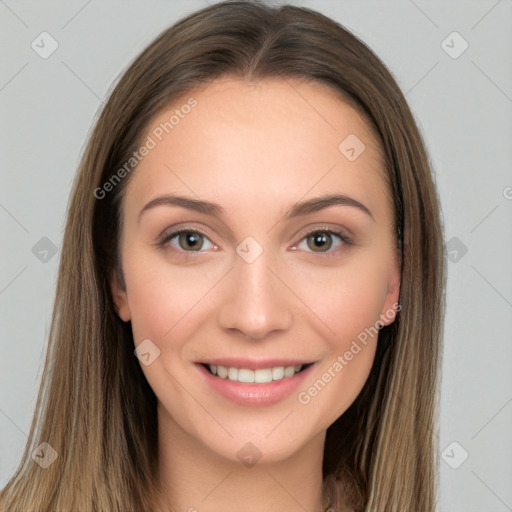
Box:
[0,1,445,511]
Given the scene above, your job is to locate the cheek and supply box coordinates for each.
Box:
[290,256,388,420]
[291,254,390,343]
[121,253,203,343]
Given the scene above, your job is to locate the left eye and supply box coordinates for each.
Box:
[296,230,348,254]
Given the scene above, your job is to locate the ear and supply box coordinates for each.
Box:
[378,251,401,327]
[110,267,131,322]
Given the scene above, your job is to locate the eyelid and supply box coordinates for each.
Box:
[295,224,352,243]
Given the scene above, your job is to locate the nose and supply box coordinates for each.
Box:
[217,250,294,341]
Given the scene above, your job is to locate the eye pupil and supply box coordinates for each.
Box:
[307,231,332,252]
[179,232,203,251]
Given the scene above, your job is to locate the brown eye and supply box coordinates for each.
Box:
[160,230,215,253]
[177,231,205,251]
[295,229,351,255]
[306,231,333,252]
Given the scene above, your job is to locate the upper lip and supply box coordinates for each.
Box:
[198,358,314,370]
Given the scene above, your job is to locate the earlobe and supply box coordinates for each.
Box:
[110,271,131,322]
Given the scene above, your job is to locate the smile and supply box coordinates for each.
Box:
[196,361,316,406]
[203,363,312,383]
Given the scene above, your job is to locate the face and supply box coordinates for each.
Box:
[111,77,400,464]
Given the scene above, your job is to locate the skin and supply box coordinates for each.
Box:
[111,77,400,512]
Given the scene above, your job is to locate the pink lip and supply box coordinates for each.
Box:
[196,362,316,406]
[198,357,312,370]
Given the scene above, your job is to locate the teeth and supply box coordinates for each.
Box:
[272,366,284,380]
[208,364,304,383]
[254,368,272,383]
[238,368,254,383]
[216,365,228,378]
[284,366,296,378]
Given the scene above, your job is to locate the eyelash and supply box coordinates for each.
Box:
[156,226,353,259]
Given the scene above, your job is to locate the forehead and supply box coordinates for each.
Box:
[123,76,390,223]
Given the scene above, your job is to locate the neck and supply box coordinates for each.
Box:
[154,402,327,512]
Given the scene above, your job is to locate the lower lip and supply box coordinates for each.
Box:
[196,363,316,406]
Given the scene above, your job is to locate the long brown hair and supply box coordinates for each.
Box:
[0,2,445,511]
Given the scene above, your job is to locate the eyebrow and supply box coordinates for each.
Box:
[138,193,374,223]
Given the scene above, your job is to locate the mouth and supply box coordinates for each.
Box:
[196,360,317,406]
[199,362,314,384]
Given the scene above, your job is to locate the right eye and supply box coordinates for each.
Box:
[159,229,217,253]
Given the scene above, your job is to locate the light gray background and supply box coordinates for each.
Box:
[1,1,511,511]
